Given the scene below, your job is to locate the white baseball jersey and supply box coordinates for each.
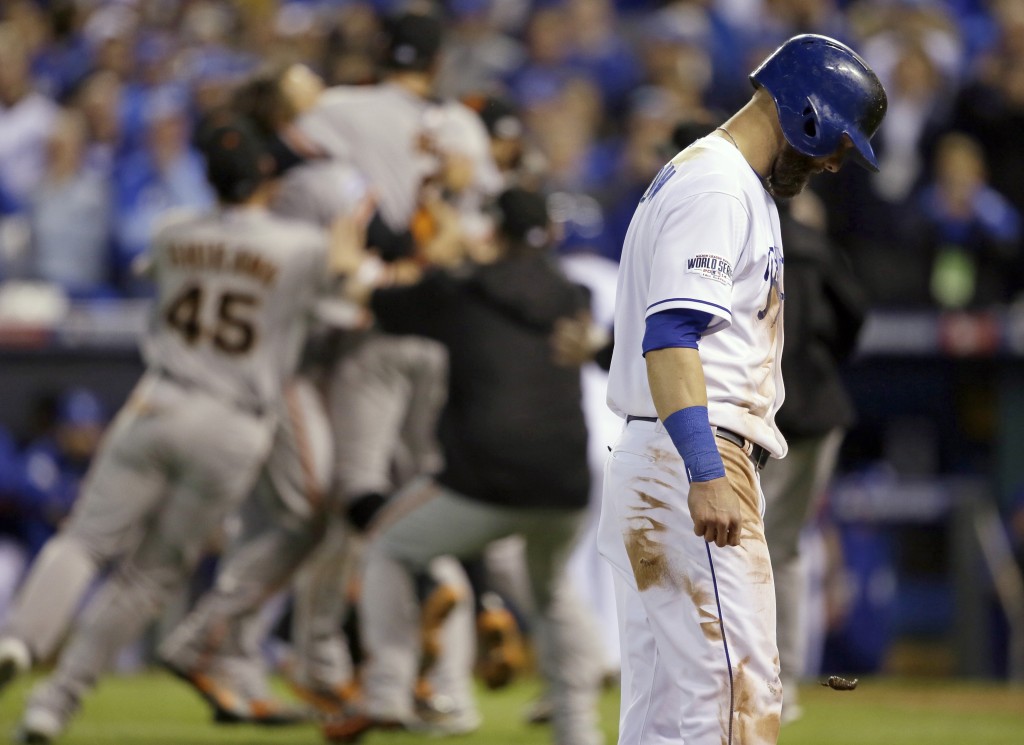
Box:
[607,135,788,458]
[144,206,328,414]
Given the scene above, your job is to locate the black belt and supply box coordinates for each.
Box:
[625,415,770,471]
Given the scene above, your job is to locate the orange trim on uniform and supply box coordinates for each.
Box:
[285,383,324,509]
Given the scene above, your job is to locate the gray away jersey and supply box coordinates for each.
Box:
[144,206,328,413]
[298,82,436,231]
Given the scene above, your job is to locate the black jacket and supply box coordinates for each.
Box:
[370,252,591,510]
[776,206,868,439]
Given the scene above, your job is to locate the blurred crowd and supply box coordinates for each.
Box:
[0,388,105,617]
[0,0,1021,309]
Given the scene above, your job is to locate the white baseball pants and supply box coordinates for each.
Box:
[598,417,782,745]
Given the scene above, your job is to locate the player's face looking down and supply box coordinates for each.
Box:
[765,136,854,199]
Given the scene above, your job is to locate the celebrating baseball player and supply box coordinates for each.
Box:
[597,35,886,745]
[0,117,357,743]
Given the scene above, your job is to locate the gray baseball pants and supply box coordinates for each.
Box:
[158,376,353,689]
[360,478,603,745]
[3,372,273,694]
[327,332,448,498]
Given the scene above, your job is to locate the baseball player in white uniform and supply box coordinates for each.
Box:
[0,117,353,742]
[598,35,886,745]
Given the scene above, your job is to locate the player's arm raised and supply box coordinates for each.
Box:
[646,341,742,549]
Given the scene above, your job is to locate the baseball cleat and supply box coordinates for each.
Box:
[14,706,65,744]
[476,605,526,690]
[0,637,32,692]
[163,659,309,726]
[321,708,407,743]
[285,676,359,718]
[524,694,553,725]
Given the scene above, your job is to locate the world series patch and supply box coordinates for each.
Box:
[685,254,733,286]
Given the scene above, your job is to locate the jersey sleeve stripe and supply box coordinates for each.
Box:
[646,297,732,316]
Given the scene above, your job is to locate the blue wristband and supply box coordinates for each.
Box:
[663,406,726,483]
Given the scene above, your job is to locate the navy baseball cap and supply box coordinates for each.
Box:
[382,10,443,71]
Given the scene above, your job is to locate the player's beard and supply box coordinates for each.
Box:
[765,143,821,200]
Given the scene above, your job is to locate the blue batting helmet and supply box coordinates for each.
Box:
[750,34,887,171]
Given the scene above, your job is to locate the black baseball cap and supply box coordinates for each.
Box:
[496,188,550,249]
[198,118,270,203]
[382,10,443,71]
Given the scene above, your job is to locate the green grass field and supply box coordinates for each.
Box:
[0,673,1021,744]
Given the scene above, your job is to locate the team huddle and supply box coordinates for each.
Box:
[0,8,887,745]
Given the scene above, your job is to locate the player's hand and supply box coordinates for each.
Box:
[688,477,742,548]
[550,311,608,367]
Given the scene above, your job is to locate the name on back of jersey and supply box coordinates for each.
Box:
[685,254,733,286]
[168,242,279,287]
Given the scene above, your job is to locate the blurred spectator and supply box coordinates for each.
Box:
[950,3,1024,229]
[762,0,848,39]
[0,23,59,215]
[18,388,104,554]
[73,71,123,178]
[598,88,688,260]
[0,425,27,622]
[815,37,951,307]
[0,389,105,621]
[870,39,949,207]
[30,0,94,101]
[505,5,573,111]
[917,132,1021,309]
[434,0,526,99]
[82,1,140,82]
[636,5,718,118]
[320,4,382,86]
[27,109,113,298]
[113,89,214,294]
[563,0,642,116]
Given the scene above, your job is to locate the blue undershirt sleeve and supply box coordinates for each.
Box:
[642,308,713,356]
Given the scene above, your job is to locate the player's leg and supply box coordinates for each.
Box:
[323,480,506,740]
[161,377,334,721]
[390,335,448,484]
[598,419,783,745]
[0,381,176,681]
[328,332,418,502]
[518,509,604,745]
[611,569,687,743]
[158,474,323,723]
[17,394,271,740]
[761,428,843,722]
[415,556,478,733]
[286,516,360,715]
